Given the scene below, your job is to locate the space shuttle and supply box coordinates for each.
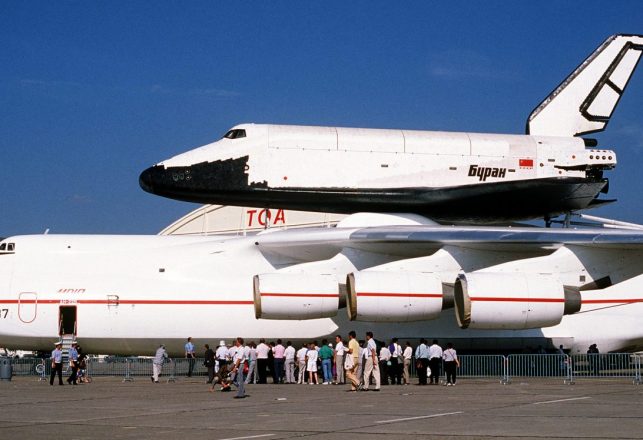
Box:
[139,34,643,223]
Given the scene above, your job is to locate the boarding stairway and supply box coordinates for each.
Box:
[58,316,77,370]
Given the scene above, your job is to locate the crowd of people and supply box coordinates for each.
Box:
[158,333,462,396]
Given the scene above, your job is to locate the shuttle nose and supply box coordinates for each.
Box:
[138,164,199,200]
[138,166,157,194]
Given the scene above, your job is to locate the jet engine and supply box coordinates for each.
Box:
[454,272,571,330]
[253,273,339,320]
[346,271,443,322]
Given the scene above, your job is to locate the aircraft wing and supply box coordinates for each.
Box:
[256,224,643,260]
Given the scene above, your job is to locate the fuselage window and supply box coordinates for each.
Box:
[223,129,247,140]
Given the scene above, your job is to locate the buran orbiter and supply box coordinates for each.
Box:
[140,34,642,223]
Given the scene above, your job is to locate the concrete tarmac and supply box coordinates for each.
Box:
[1,377,642,439]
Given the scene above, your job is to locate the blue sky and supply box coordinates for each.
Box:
[1,2,642,235]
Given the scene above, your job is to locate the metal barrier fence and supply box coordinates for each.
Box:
[567,353,642,384]
[5,354,642,385]
[506,354,571,383]
[458,355,507,381]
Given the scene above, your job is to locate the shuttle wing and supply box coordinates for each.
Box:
[527,34,643,137]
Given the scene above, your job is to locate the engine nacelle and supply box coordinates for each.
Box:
[454,273,565,330]
[346,271,443,322]
[253,273,339,320]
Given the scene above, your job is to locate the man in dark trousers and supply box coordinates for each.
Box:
[50,341,64,386]
[414,338,429,385]
[66,341,79,385]
[428,339,443,385]
[185,337,195,377]
[204,343,215,384]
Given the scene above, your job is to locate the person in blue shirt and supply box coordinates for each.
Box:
[67,341,79,385]
[50,342,64,386]
[185,337,195,377]
[415,338,429,385]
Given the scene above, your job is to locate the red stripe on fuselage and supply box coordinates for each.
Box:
[260,293,339,298]
[0,299,253,305]
[355,292,442,298]
[469,297,565,303]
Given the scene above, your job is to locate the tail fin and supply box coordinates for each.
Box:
[527,34,643,137]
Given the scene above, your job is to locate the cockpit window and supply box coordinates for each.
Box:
[223,129,247,140]
[0,242,15,253]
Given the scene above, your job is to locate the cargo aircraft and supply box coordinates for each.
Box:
[2,35,643,357]
[140,34,643,223]
[2,209,643,356]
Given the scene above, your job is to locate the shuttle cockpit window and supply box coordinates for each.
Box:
[0,242,15,253]
[222,129,247,140]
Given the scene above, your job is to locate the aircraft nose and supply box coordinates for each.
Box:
[138,166,157,194]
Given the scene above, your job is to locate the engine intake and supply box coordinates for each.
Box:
[454,273,566,330]
[346,271,443,322]
[253,273,339,320]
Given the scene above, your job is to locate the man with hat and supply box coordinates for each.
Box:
[67,341,79,385]
[216,340,229,370]
[50,341,64,386]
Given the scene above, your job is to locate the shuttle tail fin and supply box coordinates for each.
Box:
[527,34,643,137]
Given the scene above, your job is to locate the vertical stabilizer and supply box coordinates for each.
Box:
[527,34,643,137]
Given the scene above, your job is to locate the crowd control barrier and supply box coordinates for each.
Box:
[567,353,642,385]
[7,354,642,385]
[457,355,507,383]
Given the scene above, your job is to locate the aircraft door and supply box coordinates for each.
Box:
[59,306,77,336]
[18,292,37,323]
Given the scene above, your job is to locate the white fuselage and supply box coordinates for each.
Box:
[2,231,642,356]
[161,124,601,188]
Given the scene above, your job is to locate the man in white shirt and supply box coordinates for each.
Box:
[429,339,443,385]
[284,341,296,384]
[388,338,403,385]
[379,344,391,385]
[402,341,413,385]
[334,335,346,384]
[216,340,229,373]
[244,341,258,385]
[362,332,380,391]
[255,338,269,384]
[296,344,308,384]
[231,337,247,399]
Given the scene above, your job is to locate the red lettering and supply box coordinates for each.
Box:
[258,209,272,226]
[274,209,286,225]
[247,209,257,227]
